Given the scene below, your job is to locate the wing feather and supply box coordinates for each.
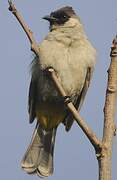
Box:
[28,77,37,123]
[65,67,93,131]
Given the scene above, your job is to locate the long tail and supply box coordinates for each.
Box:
[21,123,57,177]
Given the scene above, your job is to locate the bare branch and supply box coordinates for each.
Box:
[98,36,117,180]
[8,1,102,152]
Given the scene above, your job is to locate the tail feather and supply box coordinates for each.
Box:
[21,123,57,177]
[21,123,43,174]
[37,129,56,177]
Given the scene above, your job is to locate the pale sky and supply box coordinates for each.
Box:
[0,0,117,180]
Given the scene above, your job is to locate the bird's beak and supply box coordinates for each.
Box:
[42,15,57,22]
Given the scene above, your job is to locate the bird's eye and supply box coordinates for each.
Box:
[63,15,67,18]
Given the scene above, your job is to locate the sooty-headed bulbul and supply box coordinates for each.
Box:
[21,6,96,178]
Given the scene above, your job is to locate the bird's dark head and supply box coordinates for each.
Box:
[43,6,77,28]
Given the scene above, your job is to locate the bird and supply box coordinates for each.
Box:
[21,6,96,178]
